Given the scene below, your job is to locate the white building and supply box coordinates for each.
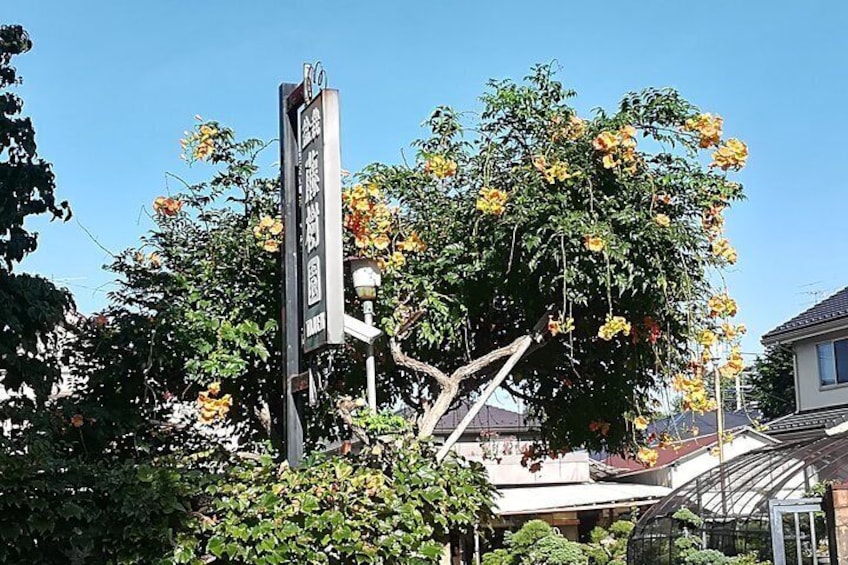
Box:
[761,286,848,439]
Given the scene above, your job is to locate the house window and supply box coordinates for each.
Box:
[816,339,848,386]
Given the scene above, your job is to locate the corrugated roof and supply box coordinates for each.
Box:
[763,286,848,342]
[495,482,671,515]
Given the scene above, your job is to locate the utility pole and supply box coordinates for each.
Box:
[714,366,728,516]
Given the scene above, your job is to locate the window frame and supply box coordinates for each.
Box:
[816,337,848,389]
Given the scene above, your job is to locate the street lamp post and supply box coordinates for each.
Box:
[349,258,381,412]
[363,301,376,411]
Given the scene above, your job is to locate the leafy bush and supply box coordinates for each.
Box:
[584,520,633,564]
[672,509,770,565]
[0,452,192,564]
[0,431,494,565]
[177,434,495,564]
[483,513,769,565]
[482,520,587,565]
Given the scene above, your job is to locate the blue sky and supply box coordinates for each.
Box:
[7,1,848,359]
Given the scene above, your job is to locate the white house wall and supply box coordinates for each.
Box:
[452,440,591,486]
[794,329,848,411]
[668,433,774,490]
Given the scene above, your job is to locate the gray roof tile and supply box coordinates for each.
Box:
[763,287,848,341]
[766,405,848,434]
[432,404,536,435]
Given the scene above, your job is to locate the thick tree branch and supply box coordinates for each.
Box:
[417,381,459,439]
[390,338,450,387]
[336,397,371,446]
[395,312,553,441]
[450,335,530,382]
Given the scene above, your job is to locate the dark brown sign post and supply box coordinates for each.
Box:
[279,66,344,466]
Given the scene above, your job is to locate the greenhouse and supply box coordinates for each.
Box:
[627,434,848,564]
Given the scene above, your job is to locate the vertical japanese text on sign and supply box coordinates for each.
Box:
[299,90,344,353]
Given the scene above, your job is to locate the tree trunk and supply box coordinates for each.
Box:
[417,381,459,438]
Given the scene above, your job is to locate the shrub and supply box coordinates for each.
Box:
[483,519,587,565]
[585,520,633,564]
[177,434,495,564]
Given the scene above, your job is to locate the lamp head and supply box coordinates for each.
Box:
[349,257,381,301]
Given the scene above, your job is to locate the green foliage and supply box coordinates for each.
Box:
[806,480,836,497]
[0,433,494,564]
[61,117,364,453]
[352,407,411,435]
[360,63,746,454]
[483,513,768,565]
[0,25,71,267]
[673,507,704,528]
[683,549,731,565]
[584,520,633,564]
[671,509,771,565]
[0,450,191,564]
[0,24,72,421]
[728,554,770,565]
[483,520,587,565]
[56,64,747,460]
[0,27,496,565]
[60,121,295,453]
[749,346,795,419]
[1,52,751,563]
[179,435,495,564]
[482,549,513,565]
[608,520,635,539]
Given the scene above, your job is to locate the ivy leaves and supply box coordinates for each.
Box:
[184,436,494,564]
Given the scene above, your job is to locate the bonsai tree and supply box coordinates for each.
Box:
[482,519,587,565]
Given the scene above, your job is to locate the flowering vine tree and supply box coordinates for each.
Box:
[63,66,748,469]
[343,65,749,463]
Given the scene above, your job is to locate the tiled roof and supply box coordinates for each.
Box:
[765,405,848,435]
[601,433,720,471]
[590,410,760,467]
[647,409,759,439]
[763,287,848,342]
[432,404,536,435]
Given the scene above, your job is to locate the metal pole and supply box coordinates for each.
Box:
[810,511,819,565]
[735,372,743,411]
[364,300,376,412]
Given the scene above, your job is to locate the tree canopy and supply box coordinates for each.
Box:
[348,65,749,461]
[0,37,754,560]
[58,64,750,465]
[749,346,795,419]
[0,24,71,434]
